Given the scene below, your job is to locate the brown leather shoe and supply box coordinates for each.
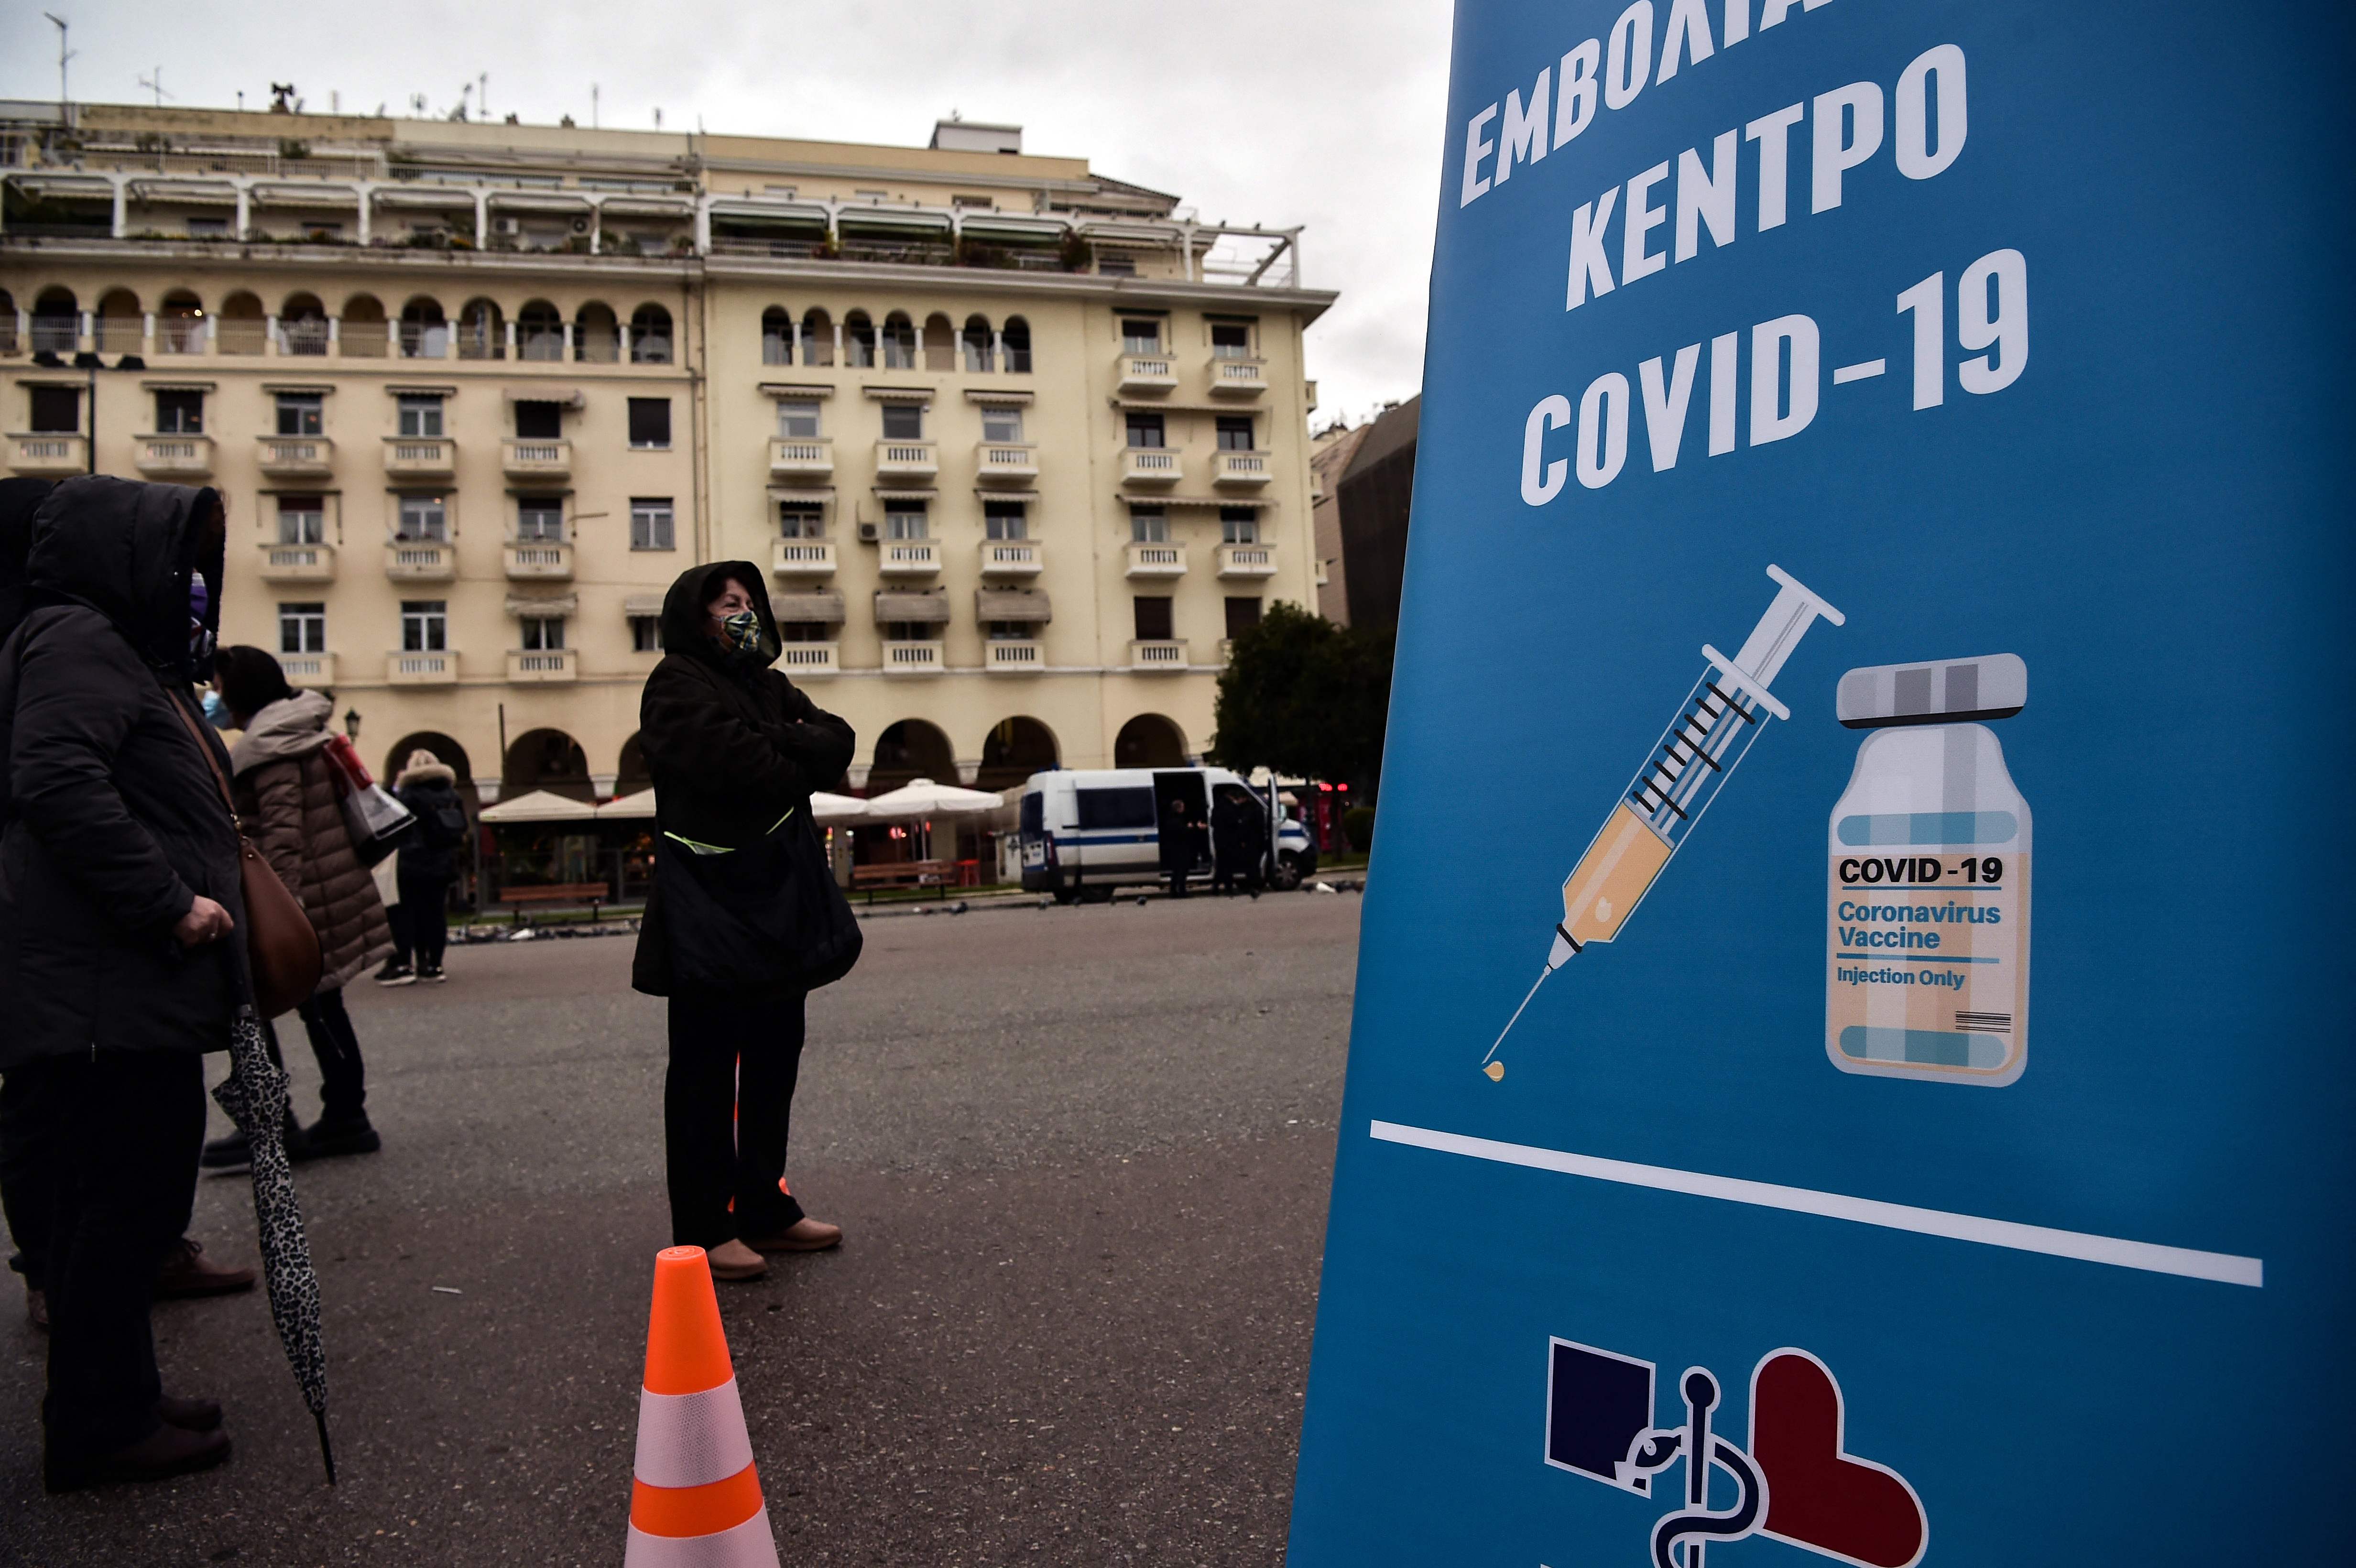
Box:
[743,1218,843,1253]
[44,1422,231,1492]
[157,1395,223,1432]
[705,1239,768,1281]
[153,1238,256,1299]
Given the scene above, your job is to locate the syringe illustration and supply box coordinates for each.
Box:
[1481,566,1843,1078]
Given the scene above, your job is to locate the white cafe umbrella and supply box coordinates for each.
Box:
[594,786,658,820]
[810,791,871,824]
[859,777,1003,821]
[478,788,598,823]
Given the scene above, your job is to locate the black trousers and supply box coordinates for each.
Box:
[665,987,807,1249]
[398,872,450,968]
[6,1051,205,1461]
[264,988,366,1123]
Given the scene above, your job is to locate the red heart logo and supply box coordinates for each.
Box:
[1748,1350,1927,1568]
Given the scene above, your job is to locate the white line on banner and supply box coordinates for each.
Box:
[1832,359,1888,383]
[1367,1120,2263,1288]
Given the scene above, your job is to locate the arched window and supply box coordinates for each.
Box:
[154,290,205,355]
[97,287,142,354]
[31,287,79,355]
[630,304,673,364]
[961,314,993,373]
[458,297,504,361]
[761,306,793,366]
[502,729,593,802]
[0,290,16,353]
[843,310,875,369]
[617,733,652,795]
[398,296,448,359]
[517,300,563,361]
[1114,714,1187,768]
[922,312,955,371]
[800,308,834,367]
[218,290,266,357]
[977,717,1059,790]
[1003,315,1033,374]
[880,311,916,370]
[868,719,956,793]
[279,291,329,356]
[382,733,474,796]
[339,293,386,359]
[574,302,619,363]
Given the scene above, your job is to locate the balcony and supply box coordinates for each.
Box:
[257,435,334,477]
[384,436,457,479]
[768,437,834,480]
[503,542,574,581]
[502,438,572,481]
[1216,543,1277,578]
[1117,354,1178,394]
[974,442,1038,484]
[6,435,86,477]
[1214,450,1273,486]
[1121,448,1182,486]
[384,541,456,581]
[771,539,837,578]
[978,540,1044,578]
[873,439,939,479]
[278,651,338,685]
[507,648,578,684]
[135,434,215,479]
[882,641,944,675]
[1128,640,1190,671]
[1124,542,1187,578]
[877,540,941,577]
[386,651,457,685]
[257,541,336,583]
[776,642,840,677]
[1209,357,1268,397]
[985,639,1044,673]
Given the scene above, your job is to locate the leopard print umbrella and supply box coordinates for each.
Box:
[213,1006,335,1484]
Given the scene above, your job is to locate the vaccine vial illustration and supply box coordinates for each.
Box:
[1826,654,2031,1086]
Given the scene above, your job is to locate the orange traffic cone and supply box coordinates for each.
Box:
[625,1246,781,1567]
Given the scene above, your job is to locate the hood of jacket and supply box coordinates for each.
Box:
[25,475,223,680]
[658,560,778,675]
[230,688,335,774]
[396,757,458,790]
[0,477,54,647]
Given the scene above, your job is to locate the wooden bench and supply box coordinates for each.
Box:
[496,882,613,923]
[849,859,953,897]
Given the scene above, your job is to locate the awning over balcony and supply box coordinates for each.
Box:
[872,487,938,502]
[504,592,578,616]
[128,179,238,205]
[958,215,1067,242]
[252,183,361,209]
[598,196,694,218]
[374,186,481,209]
[1138,495,1274,509]
[975,589,1051,623]
[873,591,949,623]
[484,190,593,214]
[837,207,952,234]
[771,590,845,624]
[623,594,665,616]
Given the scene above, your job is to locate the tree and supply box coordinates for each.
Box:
[1208,603,1393,795]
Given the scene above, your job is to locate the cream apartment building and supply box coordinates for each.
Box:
[0,101,1332,808]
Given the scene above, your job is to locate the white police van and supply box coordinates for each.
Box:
[1018,767,1316,901]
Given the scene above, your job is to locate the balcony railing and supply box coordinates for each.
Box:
[386,650,457,684]
[384,542,456,580]
[502,438,571,480]
[873,439,939,479]
[882,640,945,675]
[1121,448,1182,485]
[975,442,1039,483]
[5,435,87,477]
[257,541,336,583]
[776,642,840,676]
[877,540,941,576]
[215,320,268,357]
[771,539,837,577]
[1214,450,1273,486]
[1124,542,1188,578]
[985,639,1044,672]
[1209,358,1268,397]
[156,318,208,355]
[978,540,1043,577]
[278,651,337,685]
[1216,543,1278,578]
[385,436,457,478]
[257,435,333,476]
[134,434,214,479]
[1118,354,1178,393]
[507,648,578,683]
[768,437,834,479]
[503,542,574,581]
[1128,639,1189,671]
[275,319,332,357]
[28,320,80,355]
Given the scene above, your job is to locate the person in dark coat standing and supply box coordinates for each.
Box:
[633,562,856,1282]
[381,748,465,984]
[1209,785,1267,896]
[0,476,242,1489]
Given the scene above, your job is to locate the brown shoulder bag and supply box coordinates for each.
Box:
[170,692,322,1018]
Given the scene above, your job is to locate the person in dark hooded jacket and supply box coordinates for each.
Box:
[634,562,857,1281]
[0,475,243,1489]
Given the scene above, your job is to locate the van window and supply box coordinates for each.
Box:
[1076,787,1156,830]
[1020,794,1044,835]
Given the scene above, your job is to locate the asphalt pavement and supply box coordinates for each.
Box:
[0,890,1362,1567]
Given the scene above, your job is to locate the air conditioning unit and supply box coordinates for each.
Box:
[571,216,591,235]
[857,521,880,543]
[491,216,522,236]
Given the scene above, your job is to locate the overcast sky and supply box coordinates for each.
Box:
[2,0,1453,427]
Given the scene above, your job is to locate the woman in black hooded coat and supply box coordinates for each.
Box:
[633,561,859,1281]
[0,475,244,1488]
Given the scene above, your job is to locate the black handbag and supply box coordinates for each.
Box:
[653,805,862,991]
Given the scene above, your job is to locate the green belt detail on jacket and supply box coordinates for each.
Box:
[661,806,796,857]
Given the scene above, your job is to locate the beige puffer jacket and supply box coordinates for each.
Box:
[230,689,393,991]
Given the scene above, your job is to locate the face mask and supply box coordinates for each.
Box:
[721,609,764,657]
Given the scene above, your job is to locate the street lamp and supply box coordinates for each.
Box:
[343,708,361,741]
